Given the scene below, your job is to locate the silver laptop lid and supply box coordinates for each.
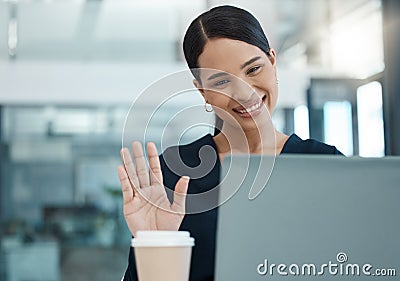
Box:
[216,155,400,280]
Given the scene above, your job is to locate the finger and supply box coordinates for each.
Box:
[171,176,190,214]
[147,142,163,186]
[118,165,134,204]
[132,141,150,188]
[120,148,140,190]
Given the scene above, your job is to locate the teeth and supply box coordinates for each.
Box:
[237,100,262,114]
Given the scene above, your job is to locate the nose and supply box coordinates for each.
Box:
[231,77,256,103]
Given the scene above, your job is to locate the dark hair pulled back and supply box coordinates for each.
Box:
[183,5,271,81]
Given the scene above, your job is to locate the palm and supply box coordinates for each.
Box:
[118,142,189,237]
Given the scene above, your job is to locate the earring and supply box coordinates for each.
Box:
[204,101,213,112]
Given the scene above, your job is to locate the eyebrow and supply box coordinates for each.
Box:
[206,56,263,81]
[240,56,262,70]
[207,71,229,81]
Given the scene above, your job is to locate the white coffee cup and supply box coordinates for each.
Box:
[131,231,195,281]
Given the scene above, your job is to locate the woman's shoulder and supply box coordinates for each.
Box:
[281,134,343,155]
[159,134,219,189]
[159,133,217,168]
[160,133,215,157]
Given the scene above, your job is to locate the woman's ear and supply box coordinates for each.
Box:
[193,79,206,100]
[268,48,277,68]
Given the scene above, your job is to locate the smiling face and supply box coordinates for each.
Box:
[194,38,278,131]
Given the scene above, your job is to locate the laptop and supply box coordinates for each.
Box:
[215,155,400,280]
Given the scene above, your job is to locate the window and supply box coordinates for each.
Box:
[357,81,385,157]
[323,101,353,156]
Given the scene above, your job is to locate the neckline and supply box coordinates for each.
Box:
[280,134,302,154]
[204,133,300,156]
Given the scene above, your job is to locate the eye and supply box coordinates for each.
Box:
[214,79,229,87]
[246,65,262,75]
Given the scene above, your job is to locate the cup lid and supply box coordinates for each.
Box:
[131,231,195,247]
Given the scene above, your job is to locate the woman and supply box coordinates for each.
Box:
[118,5,342,281]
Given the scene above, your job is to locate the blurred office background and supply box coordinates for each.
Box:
[0,0,399,280]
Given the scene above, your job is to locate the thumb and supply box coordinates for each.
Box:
[171,176,189,214]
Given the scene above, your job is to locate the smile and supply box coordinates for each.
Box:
[232,95,266,117]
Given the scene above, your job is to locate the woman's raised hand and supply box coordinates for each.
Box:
[118,142,189,237]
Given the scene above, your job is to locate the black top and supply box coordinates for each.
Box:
[123,134,342,281]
